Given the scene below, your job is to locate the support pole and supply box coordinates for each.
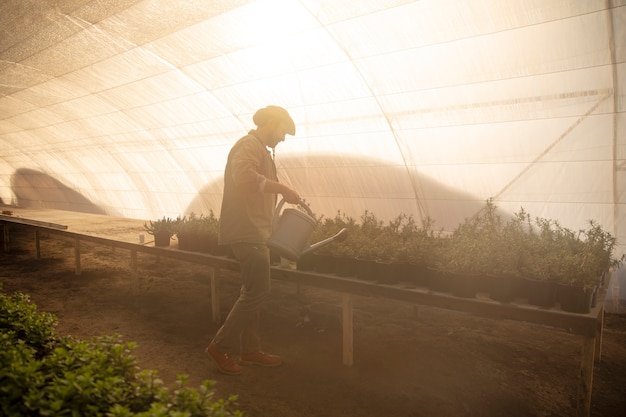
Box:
[35,230,41,259]
[74,238,81,276]
[413,304,420,319]
[210,267,221,323]
[130,250,138,294]
[3,224,9,252]
[342,294,354,366]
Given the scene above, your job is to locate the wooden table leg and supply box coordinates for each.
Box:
[576,332,596,417]
[342,294,354,366]
[595,306,604,362]
[35,230,41,259]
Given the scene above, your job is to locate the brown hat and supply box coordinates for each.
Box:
[252,106,295,135]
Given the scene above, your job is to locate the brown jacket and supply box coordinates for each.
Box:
[218,131,278,245]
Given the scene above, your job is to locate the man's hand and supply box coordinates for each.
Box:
[264,180,301,204]
[281,186,301,204]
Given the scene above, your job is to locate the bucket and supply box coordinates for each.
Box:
[267,201,317,261]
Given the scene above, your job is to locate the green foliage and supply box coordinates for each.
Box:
[0,287,242,417]
[496,207,533,275]
[177,212,219,239]
[177,211,221,252]
[0,291,57,357]
[519,216,578,281]
[310,210,381,259]
[313,210,440,265]
[519,217,624,287]
[350,210,393,260]
[143,216,182,237]
[317,199,623,289]
[431,199,505,274]
[310,210,357,257]
[371,214,436,264]
[580,220,623,277]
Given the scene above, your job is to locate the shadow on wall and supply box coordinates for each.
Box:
[9,154,494,230]
[185,152,489,231]
[11,168,107,215]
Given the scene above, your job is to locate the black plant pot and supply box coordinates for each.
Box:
[524,277,556,308]
[449,271,479,298]
[395,262,415,283]
[375,261,400,284]
[177,234,189,251]
[334,255,357,277]
[313,253,335,274]
[206,237,220,255]
[487,273,520,302]
[356,258,378,282]
[556,283,594,314]
[410,263,429,287]
[426,267,453,293]
[154,231,171,247]
[197,238,213,254]
[215,244,232,257]
[297,252,317,271]
[184,235,204,252]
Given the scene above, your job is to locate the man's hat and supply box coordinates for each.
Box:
[253,106,295,135]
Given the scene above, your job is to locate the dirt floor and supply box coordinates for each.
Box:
[1,226,626,417]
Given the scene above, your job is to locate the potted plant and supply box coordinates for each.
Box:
[371,214,422,285]
[177,211,227,255]
[303,212,337,273]
[423,233,454,293]
[197,211,220,254]
[553,220,623,313]
[143,216,181,247]
[353,211,384,281]
[485,207,530,302]
[518,216,577,308]
[430,200,503,298]
[176,213,195,251]
[327,211,359,277]
[371,224,400,284]
[401,216,441,287]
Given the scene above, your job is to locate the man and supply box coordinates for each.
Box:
[205,106,301,375]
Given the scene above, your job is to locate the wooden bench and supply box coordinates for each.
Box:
[1,216,606,417]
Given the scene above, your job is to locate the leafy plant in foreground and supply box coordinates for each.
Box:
[0,286,242,417]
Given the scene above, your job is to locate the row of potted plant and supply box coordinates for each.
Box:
[143,211,234,257]
[297,200,623,313]
[143,200,623,314]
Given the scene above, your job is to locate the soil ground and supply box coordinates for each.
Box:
[1,226,626,417]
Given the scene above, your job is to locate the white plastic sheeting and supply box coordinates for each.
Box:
[0,0,624,259]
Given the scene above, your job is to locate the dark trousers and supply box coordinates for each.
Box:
[211,243,271,353]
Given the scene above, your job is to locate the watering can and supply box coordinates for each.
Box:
[266,199,348,261]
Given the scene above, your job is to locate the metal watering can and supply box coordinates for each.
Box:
[266,199,348,261]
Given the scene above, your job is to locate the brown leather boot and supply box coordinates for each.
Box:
[205,344,242,375]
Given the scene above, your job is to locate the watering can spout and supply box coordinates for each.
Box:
[301,227,348,257]
[266,199,349,261]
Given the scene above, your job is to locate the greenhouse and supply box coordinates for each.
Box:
[1,1,625,416]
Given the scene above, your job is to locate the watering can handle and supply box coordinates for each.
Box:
[272,198,314,231]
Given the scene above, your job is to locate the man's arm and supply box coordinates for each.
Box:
[263,179,301,204]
